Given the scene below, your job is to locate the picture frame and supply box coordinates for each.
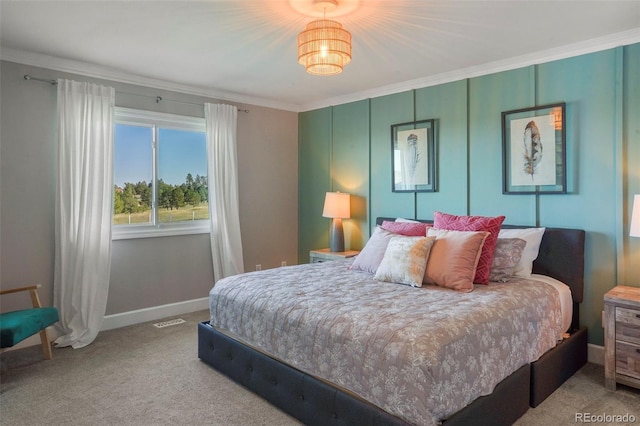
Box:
[501,103,566,194]
[391,119,437,192]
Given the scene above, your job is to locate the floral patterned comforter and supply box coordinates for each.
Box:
[209,259,564,426]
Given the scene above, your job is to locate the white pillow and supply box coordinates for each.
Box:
[395,217,420,223]
[374,236,435,287]
[498,228,545,277]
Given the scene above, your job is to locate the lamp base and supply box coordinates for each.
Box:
[329,218,345,252]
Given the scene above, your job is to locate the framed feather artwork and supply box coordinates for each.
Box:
[391,119,437,192]
[501,103,566,194]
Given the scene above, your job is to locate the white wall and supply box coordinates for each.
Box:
[0,60,298,320]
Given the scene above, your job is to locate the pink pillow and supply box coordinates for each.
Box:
[381,220,431,237]
[424,228,489,292]
[433,211,505,284]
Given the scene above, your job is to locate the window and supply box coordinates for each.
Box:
[112,107,209,239]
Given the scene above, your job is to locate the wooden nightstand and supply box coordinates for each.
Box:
[604,285,640,391]
[309,248,359,263]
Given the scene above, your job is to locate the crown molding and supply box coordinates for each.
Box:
[299,28,640,112]
[2,27,638,113]
[0,47,301,112]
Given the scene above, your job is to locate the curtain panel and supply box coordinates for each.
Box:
[54,79,115,348]
[205,103,245,282]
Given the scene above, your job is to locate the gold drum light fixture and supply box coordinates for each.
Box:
[297,0,352,76]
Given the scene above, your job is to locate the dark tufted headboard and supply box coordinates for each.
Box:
[376,218,586,330]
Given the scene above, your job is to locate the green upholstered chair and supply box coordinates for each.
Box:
[0,284,59,360]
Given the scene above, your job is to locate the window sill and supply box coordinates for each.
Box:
[112,223,210,240]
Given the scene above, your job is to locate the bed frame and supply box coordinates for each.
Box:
[198,219,587,425]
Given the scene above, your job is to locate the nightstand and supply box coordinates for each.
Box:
[604,285,640,391]
[309,248,359,263]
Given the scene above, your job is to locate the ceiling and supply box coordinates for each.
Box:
[1,1,639,112]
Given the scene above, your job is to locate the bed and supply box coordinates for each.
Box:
[198,218,587,425]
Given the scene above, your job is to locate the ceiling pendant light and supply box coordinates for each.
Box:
[297,0,352,76]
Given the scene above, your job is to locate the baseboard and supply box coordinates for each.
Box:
[101,297,209,331]
[2,298,209,354]
[588,343,604,365]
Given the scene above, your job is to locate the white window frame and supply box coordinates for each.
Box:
[112,107,210,240]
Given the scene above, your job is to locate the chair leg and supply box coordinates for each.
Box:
[39,329,53,360]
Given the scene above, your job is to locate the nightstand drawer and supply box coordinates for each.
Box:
[617,306,640,326]
[616,307,640,345]
[615,340,640,380]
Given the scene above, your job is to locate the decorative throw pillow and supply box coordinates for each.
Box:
[395,218,420,223]
[350,226,396,274]
[381,220,431,237]
[498,228,546,277]
[489,238,527,282]
[424,228,489,292]
[374,236,436,287]
[433,211,505,284]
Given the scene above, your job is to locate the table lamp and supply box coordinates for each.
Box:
[631,194,640,237]
[323,191,350,252]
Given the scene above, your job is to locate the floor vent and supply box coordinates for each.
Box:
[153,318,186,328]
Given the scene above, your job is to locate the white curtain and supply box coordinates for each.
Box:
[205,103,245,282]
[54,79,115,349]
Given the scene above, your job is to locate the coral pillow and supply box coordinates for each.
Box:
[424,228,488,292]
[433,212,505,284]
[374,235,436,287]
[381,220,431,237]
[350,226,396,274]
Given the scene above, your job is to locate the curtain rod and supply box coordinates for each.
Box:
[23,75,249,113]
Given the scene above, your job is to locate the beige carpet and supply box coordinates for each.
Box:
[1,310,639,425]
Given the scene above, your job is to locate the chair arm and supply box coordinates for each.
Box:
[0,284,43,308]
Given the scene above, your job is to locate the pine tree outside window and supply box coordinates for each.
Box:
[112,108,209,239]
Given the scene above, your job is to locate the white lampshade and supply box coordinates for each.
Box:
[631,194,640,237]
[322,192,350,219]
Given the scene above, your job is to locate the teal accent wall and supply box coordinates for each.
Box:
[618,47,628,283]
[298,44,640,346]
[331,100,370,250]
[415,80,469,218]
[624,44,640,287]
[298,108,331,262]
